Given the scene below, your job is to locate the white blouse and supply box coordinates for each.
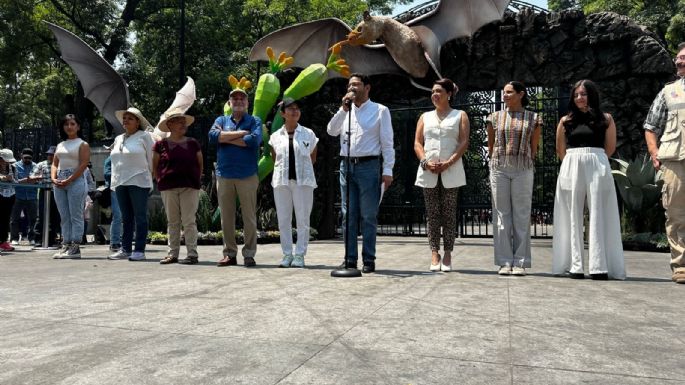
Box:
[110,130,154,189]
[269,124,318,188]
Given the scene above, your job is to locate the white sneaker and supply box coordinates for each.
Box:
[10,240,19,246]
[53,244,70,259]
[279,254,293,268]
[128,251,146,261]
[108,250,131,260]
[511,266,527,276]
[498,263,512,275]
[290,254,305,268]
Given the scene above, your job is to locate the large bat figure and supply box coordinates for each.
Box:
[45,21,129,134]
[249,0,511,84]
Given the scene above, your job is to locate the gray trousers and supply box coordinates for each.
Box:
[490,167,534,268]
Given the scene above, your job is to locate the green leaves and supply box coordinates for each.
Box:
[611,154,664,213]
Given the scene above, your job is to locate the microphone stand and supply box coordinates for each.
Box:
[331,98,362,278]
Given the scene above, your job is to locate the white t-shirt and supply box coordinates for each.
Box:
[110,130,154,189]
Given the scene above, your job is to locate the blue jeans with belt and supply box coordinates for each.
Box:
[115,185,149,253]
[340,158,381,265]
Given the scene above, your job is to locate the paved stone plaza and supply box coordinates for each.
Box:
[0,237,682,384]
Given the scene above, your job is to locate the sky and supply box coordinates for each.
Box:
[391,0,548,15]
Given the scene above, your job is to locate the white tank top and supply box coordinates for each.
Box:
[56,138,85,170]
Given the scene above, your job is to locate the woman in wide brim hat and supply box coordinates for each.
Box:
[153,107,202,265]
[108,106,155,262]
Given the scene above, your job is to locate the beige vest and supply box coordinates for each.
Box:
[415,110,467,189]
[658,81,685,161]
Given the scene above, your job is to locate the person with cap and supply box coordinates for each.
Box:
[10,148,39,246]
[107,107,155,262]
[51,114,91,259]
[0,148,17,251]
[269,98,319,268]
[644,42,685,284]
[153,108,203,265]
[327,73,395,274]
[208,82,262,267]
[31,146,60,247]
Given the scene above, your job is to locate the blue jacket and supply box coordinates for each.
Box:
[208,114,262,179]
[14,161,37,200]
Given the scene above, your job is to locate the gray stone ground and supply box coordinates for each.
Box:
[0,237,682,385]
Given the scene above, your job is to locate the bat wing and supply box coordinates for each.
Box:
[249,18,405,78]
[407,0,510,72]
[45,21,129,134]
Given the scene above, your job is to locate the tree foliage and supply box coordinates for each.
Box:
[549,0,685,51]
[0,0,405,135]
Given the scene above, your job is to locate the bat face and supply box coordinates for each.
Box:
[347,17,384,46]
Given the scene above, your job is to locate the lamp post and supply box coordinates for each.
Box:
[179,0,186,88]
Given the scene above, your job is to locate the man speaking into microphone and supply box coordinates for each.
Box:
[327,73,395,273]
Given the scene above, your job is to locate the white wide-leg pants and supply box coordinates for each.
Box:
[552,147,625,279]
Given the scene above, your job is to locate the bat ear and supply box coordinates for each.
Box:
[363,10,371,21]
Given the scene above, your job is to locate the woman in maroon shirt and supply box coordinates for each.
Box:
[153,109,203,264]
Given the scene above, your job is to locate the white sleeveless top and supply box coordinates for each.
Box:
[415,109,467,189]
[55,138,85,170]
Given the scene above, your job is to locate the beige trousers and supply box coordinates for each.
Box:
[160,188,200,258]
[217,175,258,258]
[662,160,685,270]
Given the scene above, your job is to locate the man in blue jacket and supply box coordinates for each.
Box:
[208,87,262,267]
[11,148,38,245]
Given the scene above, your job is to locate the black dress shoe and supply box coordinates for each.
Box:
[590,273,608,280]
[568,272,585,279]
[362,263,375,273]
[179,256,199,265]
[244,257,256,267]
[338,260,357,269]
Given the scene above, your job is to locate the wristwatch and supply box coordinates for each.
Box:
[420,158,427,170]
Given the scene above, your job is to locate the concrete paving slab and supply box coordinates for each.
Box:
[1,237,683,384]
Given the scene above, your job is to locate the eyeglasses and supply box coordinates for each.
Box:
[119,135,128,152]
[675,55,685,61]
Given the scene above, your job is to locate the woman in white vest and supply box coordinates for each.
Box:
[487,81,541,276]
[269,98,318,268]
[552,79,625,280]
[414,78,469,272]
[51,114,91,259]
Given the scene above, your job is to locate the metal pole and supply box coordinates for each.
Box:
[33,185,58,250]
[179,0,186,88]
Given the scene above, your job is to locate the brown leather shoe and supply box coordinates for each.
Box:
[244,257,256,267]
[672,269,685,284]
[217,256,237,267]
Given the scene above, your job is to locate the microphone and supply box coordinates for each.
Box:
[344,87,356,107]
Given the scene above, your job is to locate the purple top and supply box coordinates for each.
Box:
[153,138,202,191]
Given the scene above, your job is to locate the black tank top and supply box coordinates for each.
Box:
[565,111,607,149]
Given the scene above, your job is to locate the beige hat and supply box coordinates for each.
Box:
[115,107,152,131]
[0,148,17,163]
[156,107,195,132]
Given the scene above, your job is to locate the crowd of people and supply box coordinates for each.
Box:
[0,43,683,284]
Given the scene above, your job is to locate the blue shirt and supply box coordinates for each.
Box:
[208,114,262,179]
[14,161,37,201]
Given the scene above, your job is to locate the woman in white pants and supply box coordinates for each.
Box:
[552,79,625,280]
[487,81,541,276]
[269,98,318,268]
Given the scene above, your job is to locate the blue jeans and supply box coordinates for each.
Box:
[115,185,149,253]
[53,170,86,243]
[340,158,381,264]
[109,188,122,245]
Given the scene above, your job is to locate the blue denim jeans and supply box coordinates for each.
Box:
[109,188,122,245]
[115,185,149,253]
[340,158,381,265]
[53,169,87,243]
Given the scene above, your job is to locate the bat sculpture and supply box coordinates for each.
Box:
[249,0,511,86]
[45,21,129,134]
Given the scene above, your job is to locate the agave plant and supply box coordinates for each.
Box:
[611,154,663,213]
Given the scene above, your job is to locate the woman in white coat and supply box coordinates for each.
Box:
[552,79,625,280]
[269,98,318,268]
[414,78,470,272]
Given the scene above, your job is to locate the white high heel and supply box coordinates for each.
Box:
[430,254,441,271]
[441,253,452,272]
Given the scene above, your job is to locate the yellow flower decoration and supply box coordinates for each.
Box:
[227,74,253,93]
[266,46,294,74]
[327,43,351,78]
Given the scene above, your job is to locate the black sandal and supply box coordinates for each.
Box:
[179,256,198,265]
[160,256,178,264]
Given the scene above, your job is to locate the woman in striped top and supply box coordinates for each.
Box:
[486,81,541,276]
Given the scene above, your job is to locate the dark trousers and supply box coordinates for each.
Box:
[0,195,16,243]
[116,185,150,253]
[10,198,37,242]
[34,191,60,246]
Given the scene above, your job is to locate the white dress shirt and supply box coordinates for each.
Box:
[327,99,395,176]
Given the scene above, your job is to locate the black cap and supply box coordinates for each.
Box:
[279,97,298,111]
[21,148,33,156]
